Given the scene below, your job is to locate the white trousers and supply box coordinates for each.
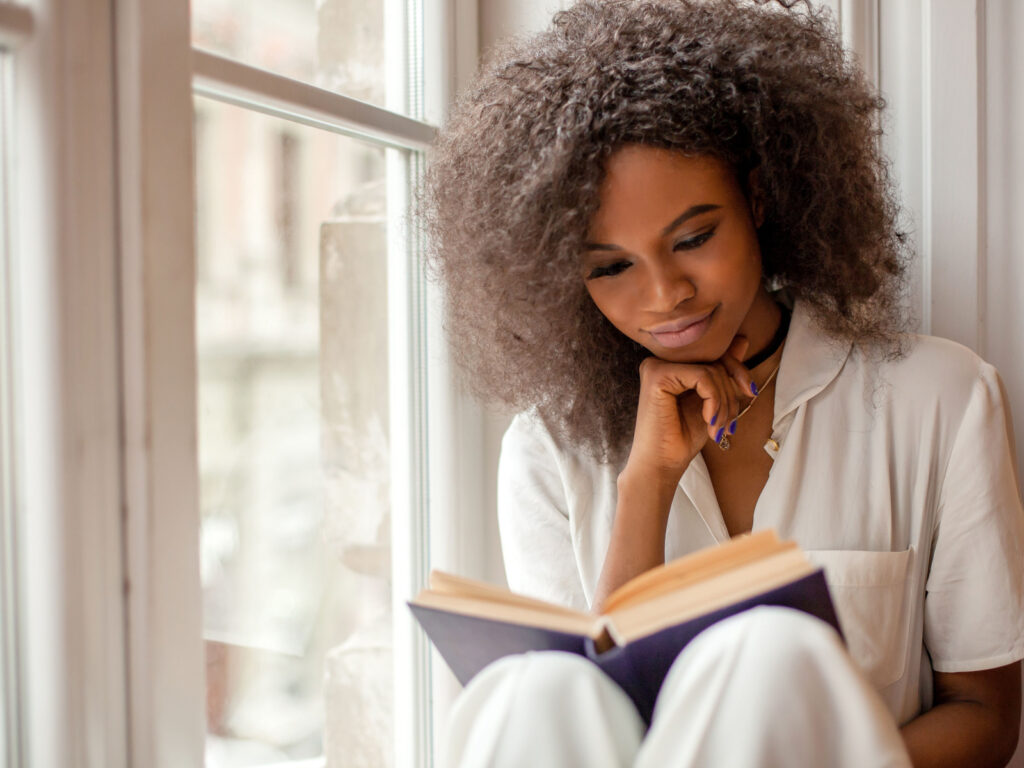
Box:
[442,606,912,768]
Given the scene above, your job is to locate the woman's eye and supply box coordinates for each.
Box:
[673,229,715,251]
[587,261,630,279]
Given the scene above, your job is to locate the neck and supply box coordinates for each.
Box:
[736,288,784,371]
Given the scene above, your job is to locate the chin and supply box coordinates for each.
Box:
[652,341,729,365]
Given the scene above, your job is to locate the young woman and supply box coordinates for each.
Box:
[420,1,1024,765]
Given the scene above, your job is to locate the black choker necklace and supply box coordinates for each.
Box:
[743,304,791,369]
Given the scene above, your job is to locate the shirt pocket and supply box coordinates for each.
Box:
[803,547,915,690]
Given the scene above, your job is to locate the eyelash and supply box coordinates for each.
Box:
[586,228,717,280]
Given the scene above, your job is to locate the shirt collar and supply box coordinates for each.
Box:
[772,299,852,426]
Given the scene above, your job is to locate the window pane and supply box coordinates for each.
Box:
[192,0,401,114]
[195,95,395,767]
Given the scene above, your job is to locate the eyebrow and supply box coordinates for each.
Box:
[584,203,722,251]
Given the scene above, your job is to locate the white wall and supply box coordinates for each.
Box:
[982,6,1024,760]
[985,0,1024,478]
[465,0,572,590]
[479,0,568,54]
[878,0,1024,493]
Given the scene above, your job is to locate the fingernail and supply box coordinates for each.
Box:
[711,413,718,426]
[750,382,759,396]
[729,420,737,435]
[715,427,725,443]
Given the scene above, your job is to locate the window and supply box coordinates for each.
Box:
[0,0,467,763]
[190,1,438,764]
[195,97,398,765]
[192,0,398,114]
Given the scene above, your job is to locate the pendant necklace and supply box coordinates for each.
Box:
[717,305,790,452]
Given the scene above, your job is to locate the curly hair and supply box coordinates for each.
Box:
[418,0,911,463]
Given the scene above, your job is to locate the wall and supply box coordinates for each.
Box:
[469,0,571,589]
[983,5,1024,761]
[985,0,1024,476]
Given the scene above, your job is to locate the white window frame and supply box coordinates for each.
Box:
[4,0,481,766]
[8,1,129,767]
[118,0,469,766]
[0,8,34,767]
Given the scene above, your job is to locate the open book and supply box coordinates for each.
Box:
[409,530,840,722]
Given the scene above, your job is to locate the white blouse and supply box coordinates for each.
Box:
[497,300,1024,726]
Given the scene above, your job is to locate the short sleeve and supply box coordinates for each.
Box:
[497,412,589,611]
[924,362,1024,672]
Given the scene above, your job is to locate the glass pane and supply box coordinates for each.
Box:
[195,95,395,767]
[192,0,400,114]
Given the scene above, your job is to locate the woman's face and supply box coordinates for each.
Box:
[582,145,777,364]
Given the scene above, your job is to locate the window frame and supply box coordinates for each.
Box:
[114,1,473,767]
[6,0,129,766]
[0,8,32,766]
[2,0,477,766]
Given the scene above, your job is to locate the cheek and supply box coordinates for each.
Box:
[586,285,640,337]
[707,235,762,293]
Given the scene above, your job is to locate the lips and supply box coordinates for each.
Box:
[646,308,715,349]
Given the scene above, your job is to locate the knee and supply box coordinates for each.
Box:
[730,605,842,647]
[445,651,644,768]
[477,650,612,705]
[687,606,845,673]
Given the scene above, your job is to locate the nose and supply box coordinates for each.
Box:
[647,254,696,312]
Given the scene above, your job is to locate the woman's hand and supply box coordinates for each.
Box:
[622,336,754,485]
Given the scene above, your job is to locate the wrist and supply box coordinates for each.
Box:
[618,461,686,498]
[615,465,680,525]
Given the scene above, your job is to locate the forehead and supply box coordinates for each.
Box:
[588,146,741,236]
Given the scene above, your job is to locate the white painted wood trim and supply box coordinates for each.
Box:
[0,3,32,49]
[0,45,24,768]
[922,0,986,352]
[115,0,205,765]
[423,0,478,125]
[12,0,129,765]
[388,147,434,768]
[840,0,880,90]
[192,49,437,151]
[420,1,494,761]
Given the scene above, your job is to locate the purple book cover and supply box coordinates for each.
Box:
[409,568,839,724]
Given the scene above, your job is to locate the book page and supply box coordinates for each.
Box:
[609,548,814,642]
[601,530,790,613]
[411,591,600,638]
[427,570,589,619]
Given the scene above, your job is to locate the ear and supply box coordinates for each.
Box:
[746,168,765,229]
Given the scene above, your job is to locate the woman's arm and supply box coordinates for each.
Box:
[900,662,1021,767]
[591,469,678,611]
[591,339,752,612]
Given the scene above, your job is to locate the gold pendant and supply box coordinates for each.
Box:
[717,434,731,451]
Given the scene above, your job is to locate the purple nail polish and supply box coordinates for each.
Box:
[750,382,759,396]
[729,420,737,435]
[711,413,718,426]
[715,427,725,443]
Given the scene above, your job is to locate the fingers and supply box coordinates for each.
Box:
[706,364,738,443]
[639,357,745,444]
[727,334,751,363]
[719,352,756,399]
[640,347,758,444]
